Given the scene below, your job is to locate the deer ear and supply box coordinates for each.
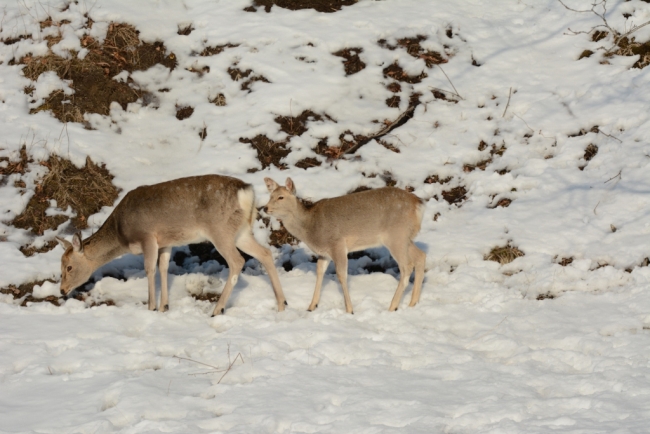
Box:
[56,236,72,250]
[264,177,279,193]
[285,178,296,194]
[72,232,84,253]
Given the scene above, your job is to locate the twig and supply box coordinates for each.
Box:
[597,128,622,143]
[469,316,508,342]
[217,352,244,384]
[344,102,417,155]
[173,355,221,371]
[47,366,53,375]
[166,379,172,396]
[435,64,463,100]
[604,169,622,183]
[502,87,512,118]
[593,200,600,215]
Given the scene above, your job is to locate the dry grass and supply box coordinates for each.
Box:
[11,155,120,237]
[18,21,177,124]
[485,244,525,265]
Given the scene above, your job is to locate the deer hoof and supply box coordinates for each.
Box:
[284,300,288,306]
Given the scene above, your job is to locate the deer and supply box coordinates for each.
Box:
[263,177,426,314]
[56,175,287,316]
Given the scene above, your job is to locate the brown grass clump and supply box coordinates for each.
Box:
[441,186,467,205]
[20,22,177,123]
[210,93,227,106]
[228,66,270,91]
[176,105,194,120]
[11,155,119,237]
[485,244,525,265]
[584,144,598,161]
[275,110,323,136]
[200,43,238,57]
[382,62,427,84]
[332,48,366,75]
[379,35,448,66]
[248,0,357,13]
[295,157,322,169]
[239,135,290,170]
[0,146,31,178]
[0,279,59,306]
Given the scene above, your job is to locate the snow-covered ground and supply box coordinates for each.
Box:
[1,0,650,432]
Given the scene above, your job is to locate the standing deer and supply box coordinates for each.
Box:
[56,175,287,316]
[264,177,426,314]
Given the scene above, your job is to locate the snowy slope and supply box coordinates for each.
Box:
[1,0,650,432]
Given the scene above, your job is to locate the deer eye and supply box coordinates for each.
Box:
[67,266,72,272]
[278,196,284,200]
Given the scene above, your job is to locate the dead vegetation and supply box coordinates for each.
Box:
[176,105,194,120]
[18,21,177,124]
[240,135,290,171]
[441,186,467,205]
[561,0,650,68]
[228,66,270,91]
[485,244,525,265]
[246,0,358,13]
[200,43,239,57]
[11,154,119,244]
[333,48,366,75]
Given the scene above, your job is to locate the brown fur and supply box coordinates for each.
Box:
[58,175,287,315]
[264,177,426,313]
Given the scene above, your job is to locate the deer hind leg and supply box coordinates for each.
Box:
[236,231,287,312]
[158,246,172,312]
[210,235,245,316]
[386,240,414,312]
[142,237,160,311]
[308,256,330,312]
[408,242,426,307]
[331,246,354,314]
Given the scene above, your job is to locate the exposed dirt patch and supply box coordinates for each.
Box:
[558,257,574,266]
[485,244,525,265]
[333,48,366,75]
[441,186,467,205]
[11,154,119,239]
[425,175,452,184]
[200,44,239,57]
[295,157,322,169]
[584,144,598,161]
[275,110,323,136]
[536,292,556,300]
[1,279,59,306]
[247,0,358,13]
[177,24,194,36]
[382,62,427,84]
[240,135,290,170]
[386,95,401,108]
[190,291,221,303]
[489,197,512,208]
[176,105,194,120]
[385,35,449,66]
[0,146,31,179]
[228,66,270,91]
[464,158,492,172]
[20,22,176,124]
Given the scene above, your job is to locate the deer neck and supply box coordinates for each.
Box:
[282,200,313,243]
[83,215,128,268]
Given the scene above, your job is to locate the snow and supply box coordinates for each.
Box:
[1,0,650,432]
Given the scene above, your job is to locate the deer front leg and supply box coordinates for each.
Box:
[308,256,330,312]
[142,238,159,311]
[158,246,172,312]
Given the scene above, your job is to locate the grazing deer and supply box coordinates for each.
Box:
[56,175,287,316]
[264,177,426,314]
